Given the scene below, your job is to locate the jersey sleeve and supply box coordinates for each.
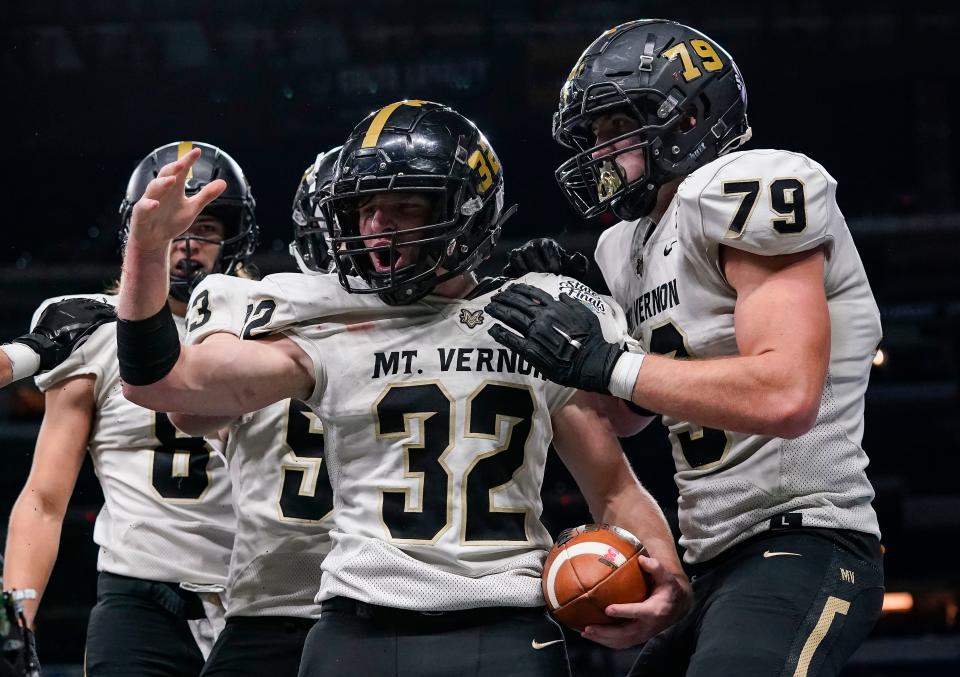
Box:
[184,274,257,345]
[30,293,116,392]
[240,273,337,339]
[280,327,329,406]
[683,149,838,256]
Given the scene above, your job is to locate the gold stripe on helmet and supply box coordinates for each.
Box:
[177,140,194,180]
[361,100,425,149]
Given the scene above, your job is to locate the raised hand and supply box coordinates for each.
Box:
[127,147,226,250]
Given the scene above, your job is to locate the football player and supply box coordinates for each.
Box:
[485,19,885,675]
[114,101,690,676]
[2,141,258,676]
[171,147,342,677]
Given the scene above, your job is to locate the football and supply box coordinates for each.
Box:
[541,523,649,631]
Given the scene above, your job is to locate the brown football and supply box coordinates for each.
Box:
[541,523,649,631]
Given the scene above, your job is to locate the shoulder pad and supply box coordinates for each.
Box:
[513,272,630,346]
[184,274,259,344]
[242,273,375,338]
[679,149,838,256]
[30,293,114,332]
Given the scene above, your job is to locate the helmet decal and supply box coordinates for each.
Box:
[361,99,427,149]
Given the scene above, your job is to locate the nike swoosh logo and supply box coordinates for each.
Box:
[531,638,565,650]
[663,240,677,256]
[763,550,803,558]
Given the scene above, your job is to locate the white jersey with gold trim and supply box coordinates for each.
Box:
[245,271,629,611]
[595,149,882,564]
[185,275,334,619]
[32,294,234,585]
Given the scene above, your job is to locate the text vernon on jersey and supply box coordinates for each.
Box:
[627,277,680,329]
[372,348,543,379]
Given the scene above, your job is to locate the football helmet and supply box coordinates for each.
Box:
[554,19,751,221]
[289,146,342,274]
[322,100,513,305]
[119,141,259,301]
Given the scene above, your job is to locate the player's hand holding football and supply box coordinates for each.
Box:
[128,147,226,250]
[583,554,692,649]
[485,283,625,394]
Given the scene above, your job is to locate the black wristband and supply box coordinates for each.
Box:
[117,304,181,386]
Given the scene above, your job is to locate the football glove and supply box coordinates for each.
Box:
[485,283,621,394]
[501,238,590,282]
[13,298,117,372]
[1,589,41,677]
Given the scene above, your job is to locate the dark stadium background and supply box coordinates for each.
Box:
[2,1,958,674]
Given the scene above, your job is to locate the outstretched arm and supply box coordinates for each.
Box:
[3,375,94,627]
[487,247,829,438]
[121,332,314,417]
[552,391,691,649]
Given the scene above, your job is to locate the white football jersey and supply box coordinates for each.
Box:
[595,149,882,564]
[245,271,630,610]
[185,275,334,619]
[32,294,235,585]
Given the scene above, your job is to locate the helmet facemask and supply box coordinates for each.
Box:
[324,101,510,305]
[555,82,695,222]
[324,173,488,305]
[167,201,255,301]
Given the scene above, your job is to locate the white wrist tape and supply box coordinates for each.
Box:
[1,343,42,383]
[608,351,645,401]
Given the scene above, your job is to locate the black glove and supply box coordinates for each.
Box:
[13,298,117,372]
[485,283,621,393]
[22,626,41,677]
[502,238,590,282]
[1,590,41,677]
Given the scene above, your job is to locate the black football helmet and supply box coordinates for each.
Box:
[290,146,342,274]
[554,19,751,221]
[118,141,259,301]
[322,100,513,305]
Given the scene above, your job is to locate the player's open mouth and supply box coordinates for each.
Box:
[171,258,204,279]
[367,240,415,273]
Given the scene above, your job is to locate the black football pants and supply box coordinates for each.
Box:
[298,597,571,677]
[200,616,315,677]
[84,572,207,677]
[629,528,884,677]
